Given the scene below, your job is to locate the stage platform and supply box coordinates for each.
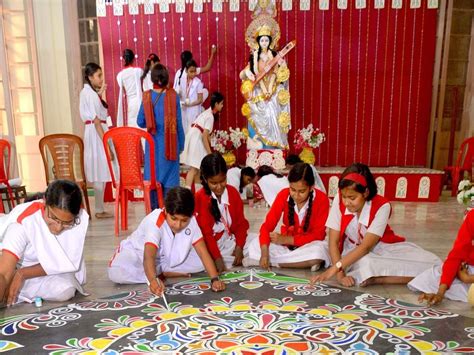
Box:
[318,167,444,202]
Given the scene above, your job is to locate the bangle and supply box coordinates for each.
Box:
[210,276,219,284]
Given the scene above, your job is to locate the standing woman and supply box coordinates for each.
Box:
[178,60,205,134]
[137,64,185,206]
[181,92,224,189]
[117,49,143,128]
[79,62,112,219]
[142,53,160,92]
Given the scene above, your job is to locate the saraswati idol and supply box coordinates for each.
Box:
[240,0,295,168]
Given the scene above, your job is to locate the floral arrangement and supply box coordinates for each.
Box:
[293,124,325,150]
[211,127,246,154]
[457,179,474,206]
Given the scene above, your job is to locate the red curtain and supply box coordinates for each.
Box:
[98,1,437,167]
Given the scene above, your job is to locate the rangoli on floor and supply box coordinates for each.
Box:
[1,270,474,353]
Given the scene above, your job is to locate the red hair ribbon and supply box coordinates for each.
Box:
[343,173,367,187]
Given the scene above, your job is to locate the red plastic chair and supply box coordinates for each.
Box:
[0,139,17,211]
[103,127,164,236]
[444,137,474,196]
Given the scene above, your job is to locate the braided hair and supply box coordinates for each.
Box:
[200,152,228,223]
[84,62,108,109]
[141,53,160,81]
[287,162,315,233]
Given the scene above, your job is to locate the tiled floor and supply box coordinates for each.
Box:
[2,192,474,318]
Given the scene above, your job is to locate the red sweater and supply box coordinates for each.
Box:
[338,194,405,252]
[259,188,329,247]
[194,186,249,260]
[440,210,474,288]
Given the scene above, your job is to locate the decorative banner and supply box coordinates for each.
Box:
[282,0,292,11]
[97,0,106,17]
[427,0,439,9]
[113,0,123,16]
[375,0,385,9]
[159,0,169,13]
[355,0,366,9]
[337,0,348,10]
[212,0,223,13]
[176,0,186,13]
[299,0,310,11]
[193,0,204,13]
[144,0,154,14]
[229,0,239,12]
[128,0,139,15]
[319,0,329,10]
[392,0,402,9]
[98,2,438,167]
[410,0,421,8]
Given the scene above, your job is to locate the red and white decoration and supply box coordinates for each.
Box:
[97,0,438,168]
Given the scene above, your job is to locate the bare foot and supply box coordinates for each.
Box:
[95,212,113,219]
[359,277,376,287]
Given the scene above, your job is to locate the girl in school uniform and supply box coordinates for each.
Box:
[116,49,143,128]
[311,163,440,287]
[80,62,113,219]
[108,186,225,293]
[285,154,326,193]
[141,53,160,92]
[178,60,206,134]
[226,166,256,200]
[409,210,474,305]
[181,92,224,190]
[246,163,330,270]
[173,47,216,101]
[255,165,289,206]
[0,180,89,306]
[194,153,252,273]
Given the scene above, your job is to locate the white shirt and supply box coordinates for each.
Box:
[79,84,108,122]
[211,188,233,235]
[326,192,390,250]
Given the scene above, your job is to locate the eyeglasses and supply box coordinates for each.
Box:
[46,206,80,229]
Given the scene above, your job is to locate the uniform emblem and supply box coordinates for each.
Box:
[185,228,191,235]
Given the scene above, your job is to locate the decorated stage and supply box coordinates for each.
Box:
[319,167,444,202]
[1,270,473,353]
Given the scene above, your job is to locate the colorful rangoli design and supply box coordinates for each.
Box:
[1,270,473,354]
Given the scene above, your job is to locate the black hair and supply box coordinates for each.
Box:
[178,50,193,85]
[210,92,224,109]
[45,180,83,216]
[123,49,135,66]
[84,62,108,109]
[239,167,256,193]
[165,187,194,217]
[249,35,278,75]
[287,163,315,233]
[185,59,198,70]
[256,165,283,179]
[338,162,377,201]
[285,154,303,166]
[150,63,169,88]
[200,152,227,223]
[141,53,160,81]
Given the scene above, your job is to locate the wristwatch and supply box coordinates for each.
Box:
[335,261,343,271]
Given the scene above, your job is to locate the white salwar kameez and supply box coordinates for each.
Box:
[116,67,143,128]
[108,209,204,284]
[142,71,153,92]
[180,107,214,169]
[327,193,441,285]
[1,201,89,303]
[79,84,111,183]
[257,174,289,206]
[227,167,248,200]
[408,265,474,303]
